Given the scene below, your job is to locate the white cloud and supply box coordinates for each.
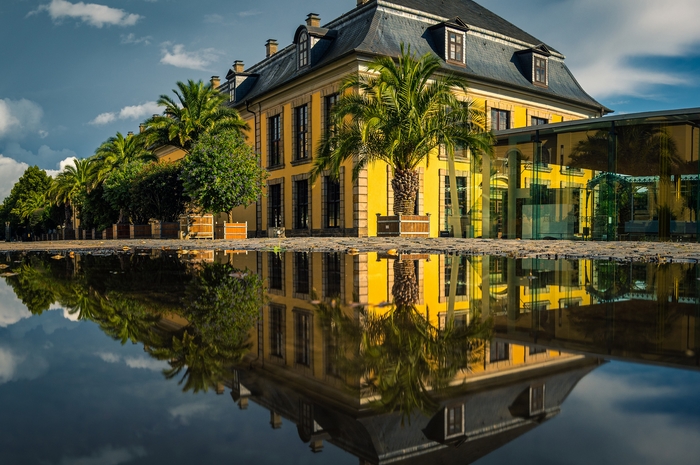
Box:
[124,356,168,371]
[203,14,223,24]
[0,154,29,200]
[120,33,152,45]
[238,10,261,18]
[0,348,21,384]
[160,43,221,71]
[28,0,142,28]
[0,98,43,140]
[89,101,160,126]
[169,402,211,425]
[57,446,146,465]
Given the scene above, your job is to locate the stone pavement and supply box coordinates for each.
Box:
[2,237,700,263]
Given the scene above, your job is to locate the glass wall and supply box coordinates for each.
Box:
[485,110,700,241]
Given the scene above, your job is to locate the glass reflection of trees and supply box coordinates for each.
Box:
[1,253,262,393]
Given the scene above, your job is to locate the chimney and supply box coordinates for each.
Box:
[233,60,245,73]
[210,75,220,88]
[306,13,320,27]
[139,124,145,133]
[127,131,134,137]
[357,0,370,6]
[265,39,278,58]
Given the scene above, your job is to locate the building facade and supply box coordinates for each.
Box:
[218,0,609,238]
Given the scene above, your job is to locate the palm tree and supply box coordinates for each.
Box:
[92,132,156,185]
[311,45,494,215]
[141,79,248,152]
[49,158,95,230]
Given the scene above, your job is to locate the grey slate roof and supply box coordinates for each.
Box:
[227,0,607,113]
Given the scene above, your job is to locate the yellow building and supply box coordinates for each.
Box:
[215,0,609,238]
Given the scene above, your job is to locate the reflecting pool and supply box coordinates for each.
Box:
[0,250,699,464]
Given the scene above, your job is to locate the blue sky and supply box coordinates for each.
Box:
[2,0,700,199]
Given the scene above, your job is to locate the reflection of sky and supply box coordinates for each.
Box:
[475,362,700,465]
[0,289,355,465]
[3,280,700,464]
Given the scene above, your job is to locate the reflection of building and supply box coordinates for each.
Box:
[220,251,600,463]
[210,0,609,238]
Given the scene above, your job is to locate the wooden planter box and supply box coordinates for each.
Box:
[131,224,151,239]
[103,228,113,240]
[223,222,247,240]
[113,224,131,239]
[179,214,214,239]
[377,214,431,237]
[151,222,179,239]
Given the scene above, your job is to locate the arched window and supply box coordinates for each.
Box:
[298,30,309,68]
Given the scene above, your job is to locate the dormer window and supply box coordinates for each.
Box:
[298,30,309,68]
[447,30,464,64]
[534,56,547,85]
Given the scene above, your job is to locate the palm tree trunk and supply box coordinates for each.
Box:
[392,259,419,306]
[391,169,419,216]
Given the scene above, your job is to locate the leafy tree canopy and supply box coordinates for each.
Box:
[1,166,53,231]
[181,130,267,220]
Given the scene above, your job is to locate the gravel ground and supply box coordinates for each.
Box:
[2,237,700,263]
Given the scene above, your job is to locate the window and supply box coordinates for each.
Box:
[325,176,341,228]
[530,384,545,414]
[444,175,467,234]
[295,105,309,161]
[268,183,282,228]
[491,109,510,131]
[294,179,309,229]
[531,116,548,126]
[534,56,547,85]
[268,252,283,291]
[294,252,310,295]
[444,256,468,297]
[268,114,282,167]
[295,311,312,366]
[324,93,338,136]
[269,305,285,359]
[490,341,510,362]
[445,404,464,438]
[447,31,464,63]
[324,252,342,298]
[529,345,547,355]
[298,31,309,68]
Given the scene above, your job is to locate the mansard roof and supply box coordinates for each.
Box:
[225,0,608,114]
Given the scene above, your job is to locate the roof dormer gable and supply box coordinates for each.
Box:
[515,44,551,88]
[428,17,469,66]
[294,15,337,70]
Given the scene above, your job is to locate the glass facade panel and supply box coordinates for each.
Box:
[491,111,700,242]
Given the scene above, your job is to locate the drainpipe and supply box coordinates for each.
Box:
[246,100,261,237]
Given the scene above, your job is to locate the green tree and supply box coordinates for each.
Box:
[130,161,188,223]
[92,132,156,185]
[180,130,267,221]
[102,161,145,224]
[142,79,248,152]
[49,158,94,230]
[311,45,494,215]
[1,166,54,236]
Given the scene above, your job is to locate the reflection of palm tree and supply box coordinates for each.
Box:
[570,125,682,176]
[316,299,492,423]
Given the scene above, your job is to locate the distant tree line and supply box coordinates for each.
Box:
[0,79,266,240]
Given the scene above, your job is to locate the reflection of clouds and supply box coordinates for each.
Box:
[0,347,21,384]
[56,445,146,465]
[0,346,48,384]
[169,402,211,425]
[124,357,168,372]
[95,352,121,363]
[94,353,167,372]
[0,281,32,327]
